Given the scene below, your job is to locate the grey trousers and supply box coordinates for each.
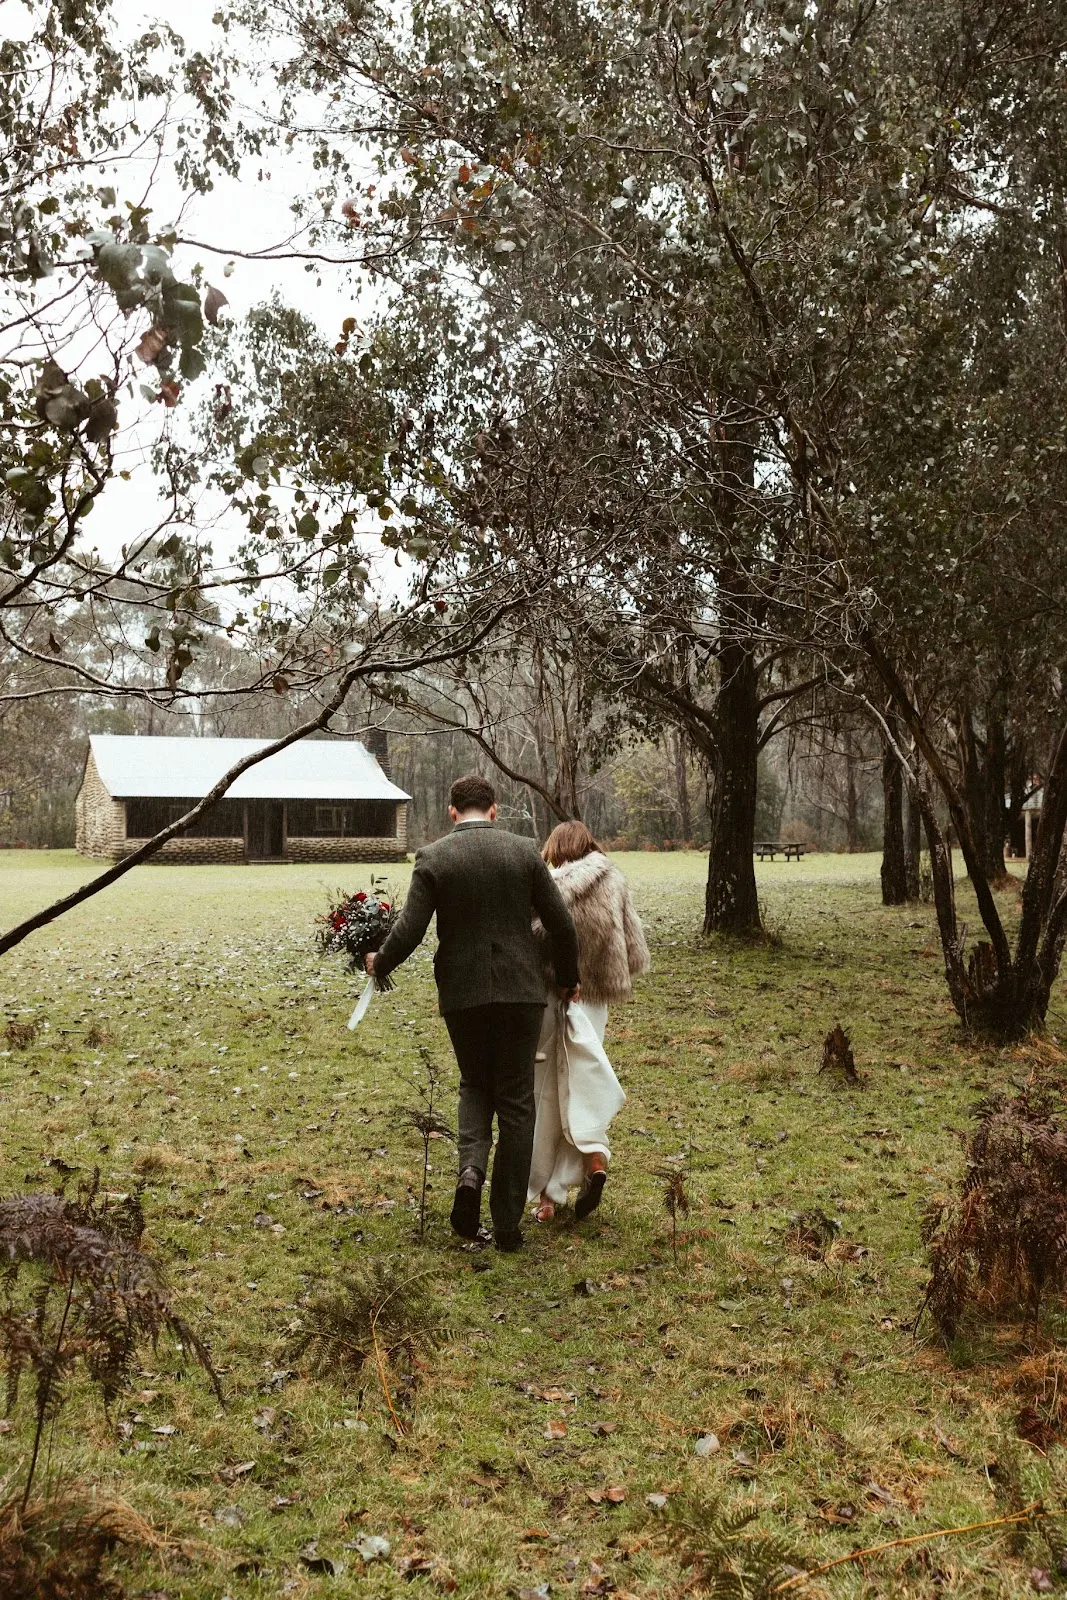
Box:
[444,1002,545,1236]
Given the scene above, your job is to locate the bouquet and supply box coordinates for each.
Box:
[316,877,399,991]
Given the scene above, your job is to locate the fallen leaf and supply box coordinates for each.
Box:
[816,1501,857,1525]
[605,1485,626,1503]
[351,1533,390,1561]
[151,1424,176,1436]
[233,1558,266,1577]
[646,1492,669,1509]
[520,1529,554,1542]
[586,1489,604,1504]
[299,1542,344,1577]
[252,1408,276,1432]
[214,1505,245,1528]
[217,1460,256,1483]
[694,1433,721,1457]
[933,1424,963,1459]
[545,1419,567,1440]
[589,1421,618,1436]
[1031,1571,1054,1593]
[396,1548,435,1574]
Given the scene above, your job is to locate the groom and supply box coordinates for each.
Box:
[368,774,580,1251]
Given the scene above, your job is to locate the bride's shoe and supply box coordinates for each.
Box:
[533,1197,555,1223]
[574,1154,608,1220]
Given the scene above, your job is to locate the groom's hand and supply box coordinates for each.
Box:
[559,983,581,1004]
[365,953,377,975]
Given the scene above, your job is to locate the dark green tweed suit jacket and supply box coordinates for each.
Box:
[373,821,580,1013]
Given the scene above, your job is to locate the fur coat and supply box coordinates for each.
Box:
[538,851,650,1005]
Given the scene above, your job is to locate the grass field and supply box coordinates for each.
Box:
[0,848,1065,1598]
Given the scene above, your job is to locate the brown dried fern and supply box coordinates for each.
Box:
[918,1090,1067,1340]
[0,1175,222,1508]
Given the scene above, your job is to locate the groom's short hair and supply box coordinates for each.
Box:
[450,773,496,813]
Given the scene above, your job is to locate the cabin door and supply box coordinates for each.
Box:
[246,800,286,861]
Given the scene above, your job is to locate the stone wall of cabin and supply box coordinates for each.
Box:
[286,801,408,863]
[74,753,126,859]
[119,836,246,865]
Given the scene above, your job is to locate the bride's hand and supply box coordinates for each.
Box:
[559,983,581,1004]
[365,953,377,975]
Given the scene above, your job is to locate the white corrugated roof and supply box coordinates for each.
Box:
[88,735,410,802]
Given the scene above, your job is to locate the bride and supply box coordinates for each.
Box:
[529,822,650,1221]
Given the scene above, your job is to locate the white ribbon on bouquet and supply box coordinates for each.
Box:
[347,976,377,1030]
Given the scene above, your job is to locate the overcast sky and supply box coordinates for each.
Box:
[97,0,369,562]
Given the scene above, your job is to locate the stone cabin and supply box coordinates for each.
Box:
[75,735,411,864]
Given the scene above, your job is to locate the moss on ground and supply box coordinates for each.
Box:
[0,849,1064,1597]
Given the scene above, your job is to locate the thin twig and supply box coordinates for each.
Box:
[772,1502,1054,1591]
[366,1267,437,1438]
[368,1308,406,1438]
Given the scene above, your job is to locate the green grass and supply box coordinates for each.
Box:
[0,848,1065,1597]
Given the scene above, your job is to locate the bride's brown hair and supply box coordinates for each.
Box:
[542,820,600,867]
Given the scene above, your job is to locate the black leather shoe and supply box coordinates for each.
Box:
[494,1228,524,1253]
[450,1167,484,1239]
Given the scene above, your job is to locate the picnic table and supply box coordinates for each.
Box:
[755,841,807,862]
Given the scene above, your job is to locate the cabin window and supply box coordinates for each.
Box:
[287,800,395,838]
[125,797,245,838]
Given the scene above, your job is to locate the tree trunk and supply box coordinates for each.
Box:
[959,703,1009,886]
[880,736,908,905]
[904,781,921,901]
[674,732,692,844]
[703,645,762,936]
[867,637,1067,1037]
[845,733,861,852]
[1005,744,1030,858]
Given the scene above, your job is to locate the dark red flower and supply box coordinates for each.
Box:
[354,891,369,903]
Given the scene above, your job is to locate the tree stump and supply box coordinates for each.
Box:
[820,1024,860,1085]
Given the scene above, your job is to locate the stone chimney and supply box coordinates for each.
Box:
[364,727,390,778]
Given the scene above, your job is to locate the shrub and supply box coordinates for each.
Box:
[4,1020,38,1050]
[290,1257,451,1433]
[0,1176,222,1509]
[919,1090,1067,1340]
[0,1487,162,1600]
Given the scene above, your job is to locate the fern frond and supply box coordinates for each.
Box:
[291,1258,451,1380]
[665,1494,808,1599]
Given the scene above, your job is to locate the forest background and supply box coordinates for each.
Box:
[3,0,1067,1039]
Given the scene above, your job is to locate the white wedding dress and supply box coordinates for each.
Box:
[527,998,627,1206]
